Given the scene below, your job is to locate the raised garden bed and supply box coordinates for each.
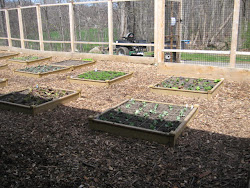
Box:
[150,77,224,99]
[0,78,8,88]
[8,56,52,65]
[68,70,133,86]
[0,63,8,70]
[14,65,71,78]
[51,59,95,70]
[0,86,80,115]
[89,99,198,146]
[0,52,19,60]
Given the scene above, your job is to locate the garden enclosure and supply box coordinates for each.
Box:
[0,0,249,69]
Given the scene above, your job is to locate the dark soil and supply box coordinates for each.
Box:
[99,100,192,132]
[0,87,73,106]
[18,65,66,73]
[0,55,249,188]
[52,60,92,67]
[157,76,220,91]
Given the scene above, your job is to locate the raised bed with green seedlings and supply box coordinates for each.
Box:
[0,86,80,115]
[0,78,8,88]
[51,59,95,70]
[89,99,198,146]
[68,70,133,86]
[0,63,8,70]
[150,76,224,99]
[14,65,71,78]
[0,52,19,60]
[8,56,52,65]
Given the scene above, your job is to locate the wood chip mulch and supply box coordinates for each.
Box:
[0,55,249,188]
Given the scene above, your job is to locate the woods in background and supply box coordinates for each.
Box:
[0,0,249,51]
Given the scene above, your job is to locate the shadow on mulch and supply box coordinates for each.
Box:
[0,105,249,188]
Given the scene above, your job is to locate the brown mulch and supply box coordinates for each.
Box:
[0,55,249,188]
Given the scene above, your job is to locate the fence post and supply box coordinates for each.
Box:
[17,7,25,49]
[69,1,75,52]
[4,10,12,47]
[154,0,165,64]
[36,4,44,51]
[108,0,113,55]
[230,0,240,68]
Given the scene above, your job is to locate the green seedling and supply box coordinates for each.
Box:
[150,125,156,130]
[172,87,178,89]
[196,86,200,91]
[165,122,173,127]
[126,104,131,108]
[204,86,212,91]
[185,78,189,82]
[130,99,135,104]
[143,113,149,118]
[117,108,122,113]
[176,116,181,121]
[142,101,147,107]
[154,104,159,110]
[153,120,158,125]
[169,105,173,110]
[135,110,140,115]
[214,79,221,83]
[150,109,156,114]
[162,111,168,116]
[129,122,135,126]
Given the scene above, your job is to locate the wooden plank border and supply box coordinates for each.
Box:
[0,78,8,88]
[0,64,8,70]
[89,99,199,146]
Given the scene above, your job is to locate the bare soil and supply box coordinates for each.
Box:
[0,55,249,188]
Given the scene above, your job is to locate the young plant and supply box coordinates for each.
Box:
[126,104,131,108]
[134,110,140,115]
[214,79,221,83]
[149,124,156,130]
[169,105,173,110]
[142,101,147,107]
[143,113,149,118]
[130,99,135,104]
[176,116,181,121]
[196,86,200,91]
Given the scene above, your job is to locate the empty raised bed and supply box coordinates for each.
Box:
[89,99,198,146]
[68,70,133,86]
[14,65,71,78]
[0,52,19,60]
[0,86,80,115]
[150,76,224,99]
[8,56,52,65]
[0,78,8,88]
[51,59,95,70]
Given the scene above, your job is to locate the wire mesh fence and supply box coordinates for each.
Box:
[0,0,249,69]
[74,2,108,53]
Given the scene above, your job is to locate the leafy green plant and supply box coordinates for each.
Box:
[142,101,147,107]
[214,79,221,83]
[143,113,149,118]
[150,124,156,130]
[78,70,126,81]
[82,58,93,61]
[135,110,140,115]
[169,105,173,110]
[196,86,200,91]
[130,99,135,104]
[176,116,181,121]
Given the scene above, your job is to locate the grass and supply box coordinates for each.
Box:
[12,56,39,61]
[181,53,250,63]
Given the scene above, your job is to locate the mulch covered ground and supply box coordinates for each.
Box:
[0,54,249,188]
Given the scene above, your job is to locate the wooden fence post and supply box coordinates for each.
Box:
[4,10,12,47]
[154,0,165,64]
[108,0,113,55]
[230,0,240,68]
[69,1,75,52]
[36,4,44,51]
[17,7,25,49]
